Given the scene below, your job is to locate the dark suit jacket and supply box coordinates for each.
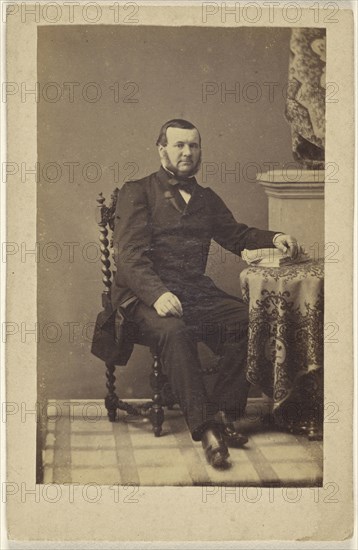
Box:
[92,166,278,365]
[111,166,278,311]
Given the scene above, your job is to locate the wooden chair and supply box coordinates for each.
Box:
[94,189,219,437]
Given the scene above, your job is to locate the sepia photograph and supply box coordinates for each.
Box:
[36,23,326,487]
[3,1,354,544]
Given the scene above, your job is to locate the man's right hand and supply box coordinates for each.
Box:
[153,292,183,318]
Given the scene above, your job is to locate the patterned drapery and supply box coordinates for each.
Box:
[285,29,326,169]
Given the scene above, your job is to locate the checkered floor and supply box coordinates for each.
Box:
[42,399,323,486]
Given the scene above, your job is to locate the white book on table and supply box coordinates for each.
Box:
[242,247,311,267]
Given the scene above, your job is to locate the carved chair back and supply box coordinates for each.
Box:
[96,189,120,313]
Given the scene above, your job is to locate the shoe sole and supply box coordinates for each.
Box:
[223,435,249,448]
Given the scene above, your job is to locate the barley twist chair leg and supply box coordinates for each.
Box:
[104,363,141,422]
[105,363,118,422]
[149,354,165,437]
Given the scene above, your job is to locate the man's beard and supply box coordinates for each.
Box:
[161,150,201,178]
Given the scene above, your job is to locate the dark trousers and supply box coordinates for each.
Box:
[125,291,250,441]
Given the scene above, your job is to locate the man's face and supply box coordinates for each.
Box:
[158,127,201,177]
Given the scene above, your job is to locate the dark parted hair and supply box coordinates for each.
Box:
[156,119,201,146]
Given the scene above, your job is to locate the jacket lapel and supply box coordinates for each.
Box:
[157,166,182,214]
[164,189,184,214]
[184,186,205,215]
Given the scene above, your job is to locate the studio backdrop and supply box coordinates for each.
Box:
[37,25,293,400]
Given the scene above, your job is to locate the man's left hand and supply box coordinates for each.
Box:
[273,233,302,259]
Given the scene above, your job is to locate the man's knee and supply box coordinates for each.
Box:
[223,322,248,344]
[225,303,249,341]
[236,301,249,324]
[214,316,248,345]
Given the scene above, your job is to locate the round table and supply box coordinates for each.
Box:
[240,259,324,439]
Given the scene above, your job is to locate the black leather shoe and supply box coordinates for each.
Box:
[201,427,230,469]
[222,423,248,448]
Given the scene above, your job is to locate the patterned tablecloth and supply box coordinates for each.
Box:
[240,260,324,415]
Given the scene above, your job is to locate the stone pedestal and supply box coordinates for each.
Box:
[257,169,325,258]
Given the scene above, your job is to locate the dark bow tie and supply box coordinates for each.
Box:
[168,176,196,194]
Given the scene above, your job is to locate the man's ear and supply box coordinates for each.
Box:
[158,145,166,161]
